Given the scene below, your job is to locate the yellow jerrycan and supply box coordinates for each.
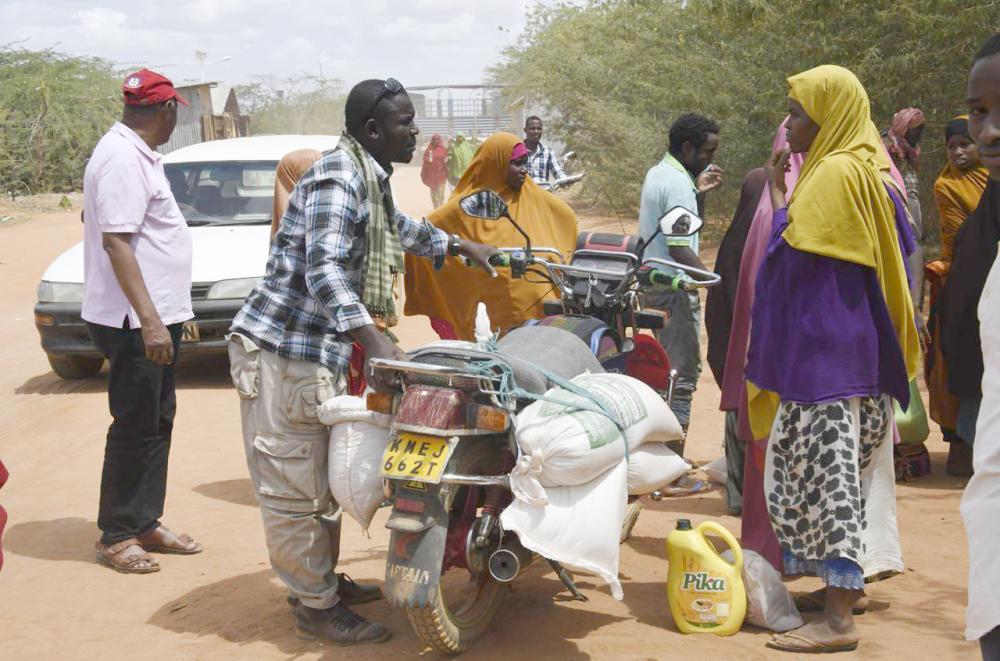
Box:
[666,519,747,635]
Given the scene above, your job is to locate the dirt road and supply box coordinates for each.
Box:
[0,165,976,659]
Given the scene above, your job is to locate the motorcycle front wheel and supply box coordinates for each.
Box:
[405,441,506,654]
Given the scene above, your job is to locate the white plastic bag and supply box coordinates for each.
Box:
[722,549,803,632]
[627,443,691,495]
[501,459,628,600]
[511,373,683,502]
[704,456,728,485]
[320,395,392,531]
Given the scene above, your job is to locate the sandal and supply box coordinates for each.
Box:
[138,525,203,555]
[766,632,858,654]
[96,538,161,574]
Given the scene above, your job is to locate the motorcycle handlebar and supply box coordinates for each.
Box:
[638,267,686,291]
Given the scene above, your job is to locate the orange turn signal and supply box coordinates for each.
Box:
[366,391,394,414]
[475,405,510,432]
[34,313,55,327]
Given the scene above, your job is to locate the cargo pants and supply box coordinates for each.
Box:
[227,334,346,609]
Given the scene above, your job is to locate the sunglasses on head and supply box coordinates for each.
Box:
[365,78,404,120]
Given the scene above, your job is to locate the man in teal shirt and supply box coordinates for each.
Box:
[639,114,722,450]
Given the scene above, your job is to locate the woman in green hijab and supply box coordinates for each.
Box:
[446,132,476,187]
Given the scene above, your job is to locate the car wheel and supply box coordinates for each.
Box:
[47,354,103,379]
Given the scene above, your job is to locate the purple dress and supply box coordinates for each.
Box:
[745,187,913,409]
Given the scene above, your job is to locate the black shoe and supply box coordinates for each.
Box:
[295,602,391,645]
[287,573,384,609]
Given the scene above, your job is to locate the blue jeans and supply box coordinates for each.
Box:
[648,289,701,433]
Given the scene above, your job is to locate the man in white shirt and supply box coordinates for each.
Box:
[961,32,1000,661]
[83,69,203,574]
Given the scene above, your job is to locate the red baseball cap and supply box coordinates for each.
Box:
[122,69,189,107]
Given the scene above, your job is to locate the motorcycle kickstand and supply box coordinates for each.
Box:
[548,559,589,602]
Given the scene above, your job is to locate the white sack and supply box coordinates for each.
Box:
[721,549,803,632]
[511,373,682,504]
[320,395,392,531]
[627,443,691,495]
[704,456,728,485]
[501,459,628,600]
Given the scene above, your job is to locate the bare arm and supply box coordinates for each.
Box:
[668,244,709,272]
[101,233,174,365]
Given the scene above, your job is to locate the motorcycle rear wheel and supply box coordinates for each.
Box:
[405,441,506,654]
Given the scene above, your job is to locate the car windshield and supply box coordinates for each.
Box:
[165,161,277,226]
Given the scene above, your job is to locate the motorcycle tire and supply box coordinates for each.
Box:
[620,499,643,544]
[405,440,507,654]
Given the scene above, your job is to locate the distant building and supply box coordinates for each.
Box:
[408,84,520,143]
[159,82,250,154]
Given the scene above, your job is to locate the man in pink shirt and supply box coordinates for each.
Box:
[83,69,203,573]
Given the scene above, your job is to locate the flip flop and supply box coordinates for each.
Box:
[661,478,712,497]
[766,632,858,654]
[794,592,868,615]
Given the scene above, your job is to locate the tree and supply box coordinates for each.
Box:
[492,0,999,245]
[237,75,347,136]
[0,46,119,194]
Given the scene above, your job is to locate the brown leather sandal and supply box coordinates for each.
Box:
[138,525,203,555]
[96,538,161,574]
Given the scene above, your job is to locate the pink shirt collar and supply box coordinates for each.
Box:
[110,121,161,164]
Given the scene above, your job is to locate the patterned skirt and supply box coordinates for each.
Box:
[764,396,903,589]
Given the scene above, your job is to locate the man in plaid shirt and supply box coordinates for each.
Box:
[524,115,568,183]
[228,78,496,646]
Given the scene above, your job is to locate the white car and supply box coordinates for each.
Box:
[34,134,339,379]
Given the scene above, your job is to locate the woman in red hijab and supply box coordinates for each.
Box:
[421,134,449,207]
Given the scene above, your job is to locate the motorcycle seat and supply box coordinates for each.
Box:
[407,327,603,396]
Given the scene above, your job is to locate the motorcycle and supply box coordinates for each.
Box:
[367,190,719,654]
[536,172,585,193]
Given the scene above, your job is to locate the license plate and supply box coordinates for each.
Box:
[380,433,456,484]
[181,321,200,342]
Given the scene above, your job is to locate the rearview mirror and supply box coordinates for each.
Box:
[460,190,509,220]
[658,207,703,237]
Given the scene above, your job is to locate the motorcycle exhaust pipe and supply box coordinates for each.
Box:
[488,536,533,583]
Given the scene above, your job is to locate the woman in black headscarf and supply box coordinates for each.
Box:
[941,179,1000,450]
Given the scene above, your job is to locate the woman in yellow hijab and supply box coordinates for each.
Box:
[746,66,919,654]
[404,132,578,340]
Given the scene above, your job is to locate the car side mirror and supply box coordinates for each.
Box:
[460,190,509,220]
[658,206,703,237]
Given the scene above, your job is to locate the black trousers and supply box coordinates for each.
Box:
[87,321,183,545]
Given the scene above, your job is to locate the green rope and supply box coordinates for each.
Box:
[468,338,630,461]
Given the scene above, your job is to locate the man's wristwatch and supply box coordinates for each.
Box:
[447,233,462,257]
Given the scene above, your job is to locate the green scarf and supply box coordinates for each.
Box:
[336,133,404,322]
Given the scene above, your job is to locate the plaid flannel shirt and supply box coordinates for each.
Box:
[230,148,448,374]
[526,142,567,183]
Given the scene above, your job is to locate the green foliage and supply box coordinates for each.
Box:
[0,46,120,193]
[237,75,347,136]
[493,0,999,239]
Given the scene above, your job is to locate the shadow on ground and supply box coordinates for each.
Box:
[148,565,625,660]
[3,516,97,562]
[193,479,257,508]
[16,354,233,396]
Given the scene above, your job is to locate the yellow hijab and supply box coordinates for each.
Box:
[747,65,921,438]
[404,132,578,340]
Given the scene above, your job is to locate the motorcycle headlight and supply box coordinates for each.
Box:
[37,281,84,303]
[206,277,260,300]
